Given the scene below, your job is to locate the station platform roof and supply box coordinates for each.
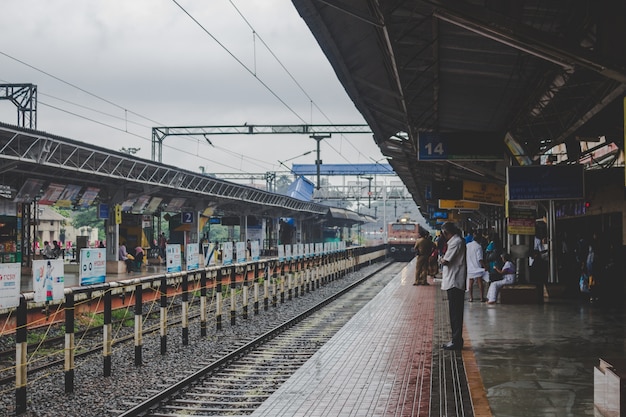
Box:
[292,0,626,210]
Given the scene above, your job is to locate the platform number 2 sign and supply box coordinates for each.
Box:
[181,212,194,224]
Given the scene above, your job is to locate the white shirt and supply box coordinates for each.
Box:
[441,234,467,291]
[466,240,486,278]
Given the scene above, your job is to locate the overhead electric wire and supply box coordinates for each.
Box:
[1,1,378,177]
[0,50,161,126]
[227,0,371,163]
[40,92,153,131]
[171,0,307,125]
[0,59,277,175]
[39,101,248,172]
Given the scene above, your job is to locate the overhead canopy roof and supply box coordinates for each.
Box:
[0,122,329,218]
[292,0,626,210]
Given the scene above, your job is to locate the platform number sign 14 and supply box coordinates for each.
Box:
[423,141,445,157]
[418,131,503,161]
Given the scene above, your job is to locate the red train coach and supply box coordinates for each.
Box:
[387,218,417,260]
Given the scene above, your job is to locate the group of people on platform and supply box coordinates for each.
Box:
[412,225,513,304]
[118,242,145,273]
[412,222,515,351]
[42,240,63,259]
[412,220,621,351]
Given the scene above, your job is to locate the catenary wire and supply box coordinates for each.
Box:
[227,0,370,162]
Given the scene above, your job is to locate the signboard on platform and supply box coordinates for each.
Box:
[166,244,182,272]
[78,187,100,208]
[439,200,480,209]
[98,203,109,220]
[418,131,503,161]
[507,201,538,235]
[507,165,584,200]
[0,263,20,309]
[221,242,233,266]
[462,180,505,205]
[278,245,285,262]
[33,259,64,303]
[14,179,44,203]
[79,248,106,286]
[236,241,246,263]
[39,183,65,205]
[186,243,199,270]
[55,184,82,208]
[203,243,217,267]
[250,241,260,261]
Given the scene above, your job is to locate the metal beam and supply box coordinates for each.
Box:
[0,125,328,215]
[151,124,371,162]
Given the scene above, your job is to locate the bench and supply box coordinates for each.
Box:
[500,284,542,304]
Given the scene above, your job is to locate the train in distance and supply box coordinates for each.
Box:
[387,216,420,261]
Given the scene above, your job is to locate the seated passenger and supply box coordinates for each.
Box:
[134,246,145,271]
[486,253,516,304]
[119,242,133,273]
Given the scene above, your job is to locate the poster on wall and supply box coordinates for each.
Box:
[166,244,182,273]
[186,243,199,270]
[33,259,64,303]
[0,263,20,309]
[80,248,106,286]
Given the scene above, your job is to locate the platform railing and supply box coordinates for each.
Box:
[2,244,387,415]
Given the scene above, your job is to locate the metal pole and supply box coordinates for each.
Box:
[230,267,236,326]
[182,274,189,345]
[200,271,207,337]
[134,284,142,367]
[64,292,75,393]
[216,269,222,331]
[160,276,168,354]
[15,296,27,415]
[104,289,112,376]
[548,199,557,283]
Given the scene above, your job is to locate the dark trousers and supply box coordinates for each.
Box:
[447,287,465,346]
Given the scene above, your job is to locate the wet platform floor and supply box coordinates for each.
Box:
[251,261,624,416]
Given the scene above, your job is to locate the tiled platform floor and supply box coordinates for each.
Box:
[252,261,462,417]
[251,261,624,417]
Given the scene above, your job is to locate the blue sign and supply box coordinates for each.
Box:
[98,204,109,220]
[181,212,194,224]
[507,165,584,201]
[418,131,503,161]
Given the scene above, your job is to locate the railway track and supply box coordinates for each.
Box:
[114,262,404,417]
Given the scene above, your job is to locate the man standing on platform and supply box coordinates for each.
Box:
[413,226,434,285]
[439,222,467,350]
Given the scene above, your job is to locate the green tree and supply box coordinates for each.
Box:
[72,206,106,241]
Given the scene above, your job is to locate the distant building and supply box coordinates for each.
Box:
[37,205,67,246]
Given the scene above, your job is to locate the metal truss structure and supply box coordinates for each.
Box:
[0,123,328,215]
[0,84,37,129]
[151,124,371,162]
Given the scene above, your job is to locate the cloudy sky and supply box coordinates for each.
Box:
[0,0,386,178]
